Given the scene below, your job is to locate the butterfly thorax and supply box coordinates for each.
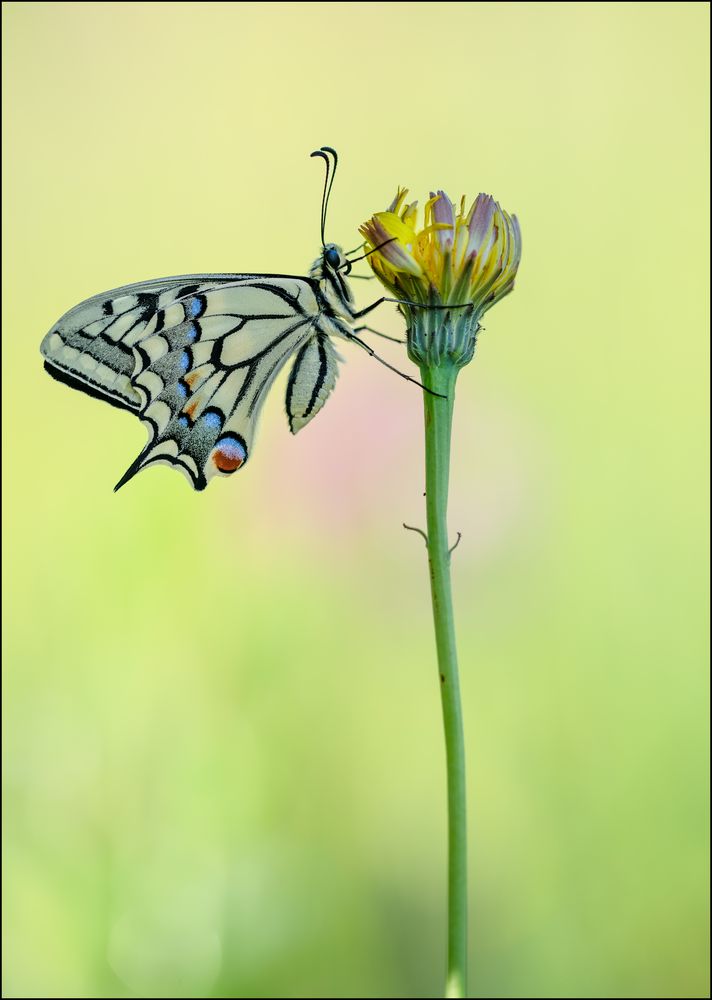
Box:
[309,243,356,325]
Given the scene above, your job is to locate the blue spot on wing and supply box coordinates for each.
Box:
[180,351,190,372]
[203,411,222,430]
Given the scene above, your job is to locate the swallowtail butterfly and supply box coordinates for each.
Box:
[40,147,432,492]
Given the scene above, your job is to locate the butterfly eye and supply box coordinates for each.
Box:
[324,247,341,269]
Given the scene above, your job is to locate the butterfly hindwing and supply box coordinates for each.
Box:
[127,300,318,491]
[285,334,341,434]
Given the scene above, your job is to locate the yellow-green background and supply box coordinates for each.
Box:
[3,3,709,997]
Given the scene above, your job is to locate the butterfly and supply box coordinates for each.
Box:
[40,147,438,492]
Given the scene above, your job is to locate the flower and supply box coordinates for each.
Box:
[360,189,521,367]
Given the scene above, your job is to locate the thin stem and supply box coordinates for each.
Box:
[421,362,468,998]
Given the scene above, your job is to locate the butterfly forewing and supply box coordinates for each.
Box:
[41,275,243,411]
[41,274,328,490]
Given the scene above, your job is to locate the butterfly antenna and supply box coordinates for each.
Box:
[348,334,447,399]
[320,146,338,239]
[310,145,338,246]
[347,238,398,265]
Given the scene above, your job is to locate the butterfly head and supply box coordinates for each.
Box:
[309,243,355,320]
[312,243,350,278]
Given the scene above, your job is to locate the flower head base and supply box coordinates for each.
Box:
[360,189,521,368]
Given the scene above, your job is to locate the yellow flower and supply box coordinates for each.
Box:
[360,188,521,368]
[360,188,521,315]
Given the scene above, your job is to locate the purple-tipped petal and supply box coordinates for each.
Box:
[431,190,455,251]
[359,215,423,276]
[510,214,522,268]
[467,194,496,254]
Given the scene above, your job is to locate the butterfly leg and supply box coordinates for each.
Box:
[350,297,387,319]
[351,298,475,319]
[352,325,405,345]
[346,334,447,399]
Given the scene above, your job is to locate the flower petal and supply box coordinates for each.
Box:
[359,214,424,276]
[401,200,419,227]
[387,187,409,214]
[431,190,455,251]
[467,194,496,255]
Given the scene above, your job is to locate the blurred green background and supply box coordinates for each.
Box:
[3,3,709,997]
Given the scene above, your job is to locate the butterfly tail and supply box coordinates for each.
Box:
[114,451,152,493]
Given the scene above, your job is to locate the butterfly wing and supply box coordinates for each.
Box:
[41,274,322,490]
[285,334,342,434]
[40,276,193,412]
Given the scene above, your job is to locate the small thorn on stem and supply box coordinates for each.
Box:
[448,531,462,556]
[403,522,429,547]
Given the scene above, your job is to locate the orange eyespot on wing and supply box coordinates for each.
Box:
[212,434,247,474]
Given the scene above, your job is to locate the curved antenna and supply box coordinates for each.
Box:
[320,146,338,236]
[310,146,338,246]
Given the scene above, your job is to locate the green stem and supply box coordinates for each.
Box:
[421,363,468,998]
